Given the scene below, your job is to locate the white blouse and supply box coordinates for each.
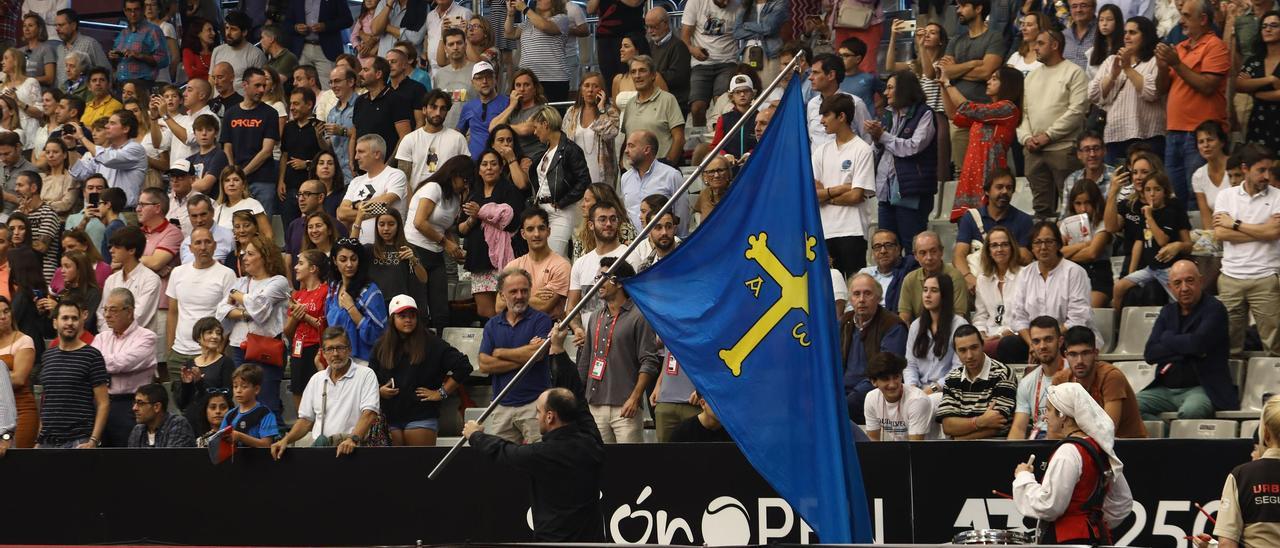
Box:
[973,267,1021,338]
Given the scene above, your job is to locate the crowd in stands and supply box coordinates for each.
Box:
[0,0,1271,453]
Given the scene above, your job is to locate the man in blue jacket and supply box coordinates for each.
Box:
[1140,259,1239,419]
[284,0,355,90]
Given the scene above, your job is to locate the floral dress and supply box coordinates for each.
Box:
[1245,56,1280,155]
[951,100,1020,221]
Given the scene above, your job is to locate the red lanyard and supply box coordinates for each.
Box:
[1032,370,1047,427]
[593,310,621,359]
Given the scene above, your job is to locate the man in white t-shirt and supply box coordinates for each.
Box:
[680,0,741,129]
[165,227,237,365]
[1213,143,1280,354]
[813,93,875,280]
[338,134,409,245]
[1008,316,1063,440]
[394,89,469,188]
[864,353,934,441]
[567,202,625,346]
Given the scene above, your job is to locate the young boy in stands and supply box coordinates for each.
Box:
[220,364,280,447]
[863,352,934,441]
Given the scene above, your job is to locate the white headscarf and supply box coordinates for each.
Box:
[1047,383,1124,478]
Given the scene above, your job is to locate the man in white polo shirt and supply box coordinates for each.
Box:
[1212,143,1280,355]
[338,134,409,245]
[271,327,380,458]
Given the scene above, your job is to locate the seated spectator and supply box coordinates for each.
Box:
[373,295,472,446]
[1052,325,1148,438]
[1111,173,1191,310]
[670,394,732,443]
[272,327,380,458]
[954,168,1035,293]
[177,317,236,428]
[1008,316,1066,440]
[842,273,907,423]
[194,389,231,447]
[220,363,280,447]
[973,227,1029,355]
[864,353,935,441]
[1061,179,1114,307]
[1140,260,1238,419]
[1059,132,1115,215]
[937,324,1017,439]
[1001,221,1099,365]
[897,231,968,324]
[1210,143,1280,355]
[857,229,917,312]
[1104,149,1165,270]
[36,300,108,448]
[694,155,731,222]
[127,383,196,447]
[904,272,969,398]
[326,239,388,362]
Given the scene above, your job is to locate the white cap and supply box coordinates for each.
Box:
[388,295,418,315]
[471,61,495,78]
[166,159,194,176]
[729,74,754,93]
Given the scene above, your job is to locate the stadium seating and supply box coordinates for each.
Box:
[1144,420,1166,438]
[932,180,957,221]
[1169,419,1238,439]
[1240,357,1280,412]
[442,327,486,377]
[271,215,285,249]
[1111,361,1156,392]
[1100,307,1161,361]
[1241,419,1260,440]
[1092,308,1115,354]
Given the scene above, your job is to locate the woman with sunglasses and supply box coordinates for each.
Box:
[176,317,237,431]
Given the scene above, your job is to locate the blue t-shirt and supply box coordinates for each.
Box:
[479,308,553,406]
[188,147,229,200]
[839,72,882,118]
[219,402,280,443]
[458,94,512,159]
[955,205,1035,248]
[100,219,126,260]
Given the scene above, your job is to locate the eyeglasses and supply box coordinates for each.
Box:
[298,191,325,198]
[133,399,159,406]
[838,52,857,58]
[138,201,160,208]
[1264,22,1280,29]
[102,306,131,314]
[322,345,350,353]
[704,168,730,177]
[987,241,1012,249]
[871,242,899,251]
[593,272,618,282]
[336,238,360,246]
[206,387,230,395]
[592,215,620,225]
[1077,145,1103,153]
[1031,239,1060,248]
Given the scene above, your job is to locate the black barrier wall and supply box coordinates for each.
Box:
[0,439,1251,546]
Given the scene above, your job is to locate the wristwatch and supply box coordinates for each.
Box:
[1233,219,1242,231]
[0,432,11,442]
[438,387,448,400]
[349,434,364,445]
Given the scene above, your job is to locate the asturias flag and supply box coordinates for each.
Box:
[623,74,872,543]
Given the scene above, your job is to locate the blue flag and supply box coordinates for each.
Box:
[623,75,872,543]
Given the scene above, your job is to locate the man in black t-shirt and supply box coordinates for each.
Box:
[354,56,412,166]
[388,47,427,129]
[220,67,280,215]
[208,62,243,118]
[670,396,732,442]
[280,87,327,229]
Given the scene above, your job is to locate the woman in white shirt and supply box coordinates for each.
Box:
[904,272,968,401]
[214,166,273,238]
[973,226,1028,355]
[1007,13,1049,77]
[1191,120,1232,229]
[215,234,292,418]
[407,156,472,331]
[0,48,41,152]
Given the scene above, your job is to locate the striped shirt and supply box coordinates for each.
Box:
[1087,55,1166,144]
[37,345,109,442]
[921,76,944,113]
[25,203,61,285]
[517,14,571,83]
[936,356,1018,437]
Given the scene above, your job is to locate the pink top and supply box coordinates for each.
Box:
[91,321,157,396]
[51,261,112,294]
[142,220,183,310]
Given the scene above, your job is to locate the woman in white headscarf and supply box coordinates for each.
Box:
[1012,383,1134,545]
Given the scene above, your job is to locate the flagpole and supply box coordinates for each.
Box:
[428,53,808,481]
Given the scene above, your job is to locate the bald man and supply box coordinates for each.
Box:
[1139,259,1238,420]
[643,7,691,111]
[162,79,218,168]
[209,62,243,117]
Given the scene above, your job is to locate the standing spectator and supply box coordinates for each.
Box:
[167,227,236,368]
[284,0,352,87]
[326,238,388,361]
[489,69,551,162]
[311,150,348,219]
[645,7,691,110]
[93,287,158,447]
[1062,179,1114,307]
[354,56,412,160]
[285,179,343,262]
[937,325,1018,439]
[373,295,471,446]
[426,0,472,74]
[386,46,427,129]
[434,28,476,129]
[1239,11,1280,155]
[942,66,1023,220]
[180,194,235,265]
[459,149,526,319]
[1001,221,1100,364]
[323,66,358,182]
[2,49,43,151]
[864,353,934,440]
[221,68,281,216]
[590,0,645,91]
[837,38,881,112]
[406,157,470,329]
[127,383,196,447]
[70,111,146,208]
[1008,13,1048,76]
[619,130,685,236]
[530,108,593,255]
[160,82,215,175]
[14,171,60,284]
[953,168,1035,290]
[1089,16,1165,165]
[339,135,408,245]
[1052,325,1148,438]
[680,0,741,130]
[1020,30,1089,219]
[1140,259,1237,419]
[563,73,620,186]
[1191,120,1230,229]
[272,327,380,458]
[371,0,428,58]
[207,62,241,117]
[939,0,1006,172]
[19,13,55,89]
[63,175,106,250]
[279,88,327,230]
[35,300,108,448]
[479,267,554,443]
[60,50,90,102]
[181,17,217,82]
[0,133,30,220]
[0,295,35,447]
[504,208,572,319]
[619,55,685,166]
[842,273,908,423]
[566,199,626,342]
[898,231,970,322]
[350,0,380,58]
[100,226,161,333]
[48,245,105,323]
[216,235,291,418]
[1156,0,1229,206]
[886,22,951,182]
[904,272,969,399]
[650,335,698,442]
[813,93,875,279]
[110,0,169,82]
[286,249,329,412]
[1008,316,1066,439]
[142,0,177,83]
[210,12,267,93]
[395,90,469,189]
[358,208,427,312]
[260,25,298,83]
[1064,0,1099,70]
[807,53,870,148]
[136,186,181,352]
[54,9,110,83]
[733,0,787,83]
[972,227,1030,355]
[212,167,272,239]
[1213,143,1280,354]
[457,62,508,159]
[867,71,935,262]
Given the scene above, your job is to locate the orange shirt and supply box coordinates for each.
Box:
[1167,32,1230,132]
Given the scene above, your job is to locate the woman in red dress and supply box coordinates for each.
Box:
[941,65,1024,221]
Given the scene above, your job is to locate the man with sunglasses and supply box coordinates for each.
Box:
[619,130,689,237]
[457,62,509,159]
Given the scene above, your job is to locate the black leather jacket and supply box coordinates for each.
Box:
[529,135,592,210]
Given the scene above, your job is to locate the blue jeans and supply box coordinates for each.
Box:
[1138,385,1214,420]
[1164,131,1203,209]
[231,346,283,419]
[878,199,930,254]
[248,181,279,218]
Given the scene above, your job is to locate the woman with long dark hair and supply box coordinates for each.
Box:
[489,69,550,159]
[286,249,329,413]
[408,156,472,330]
[459,149,527,319]
[1088,16,1165,164]
[1239,11,1280,156]
[326,238,387,361]
[43,250,103,334]
[372,295,472,446]
[563,73,620,186]
[1088,4,1125,79]
[361,208,427,311]
[1061,179,1114,307]
[181,16,217,81]
[611,32,666,107]
[301,211,341,257]
[310,150,348,220]
[943,65,1024,221]
[870,70,937,256]
[904,272,968,399]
